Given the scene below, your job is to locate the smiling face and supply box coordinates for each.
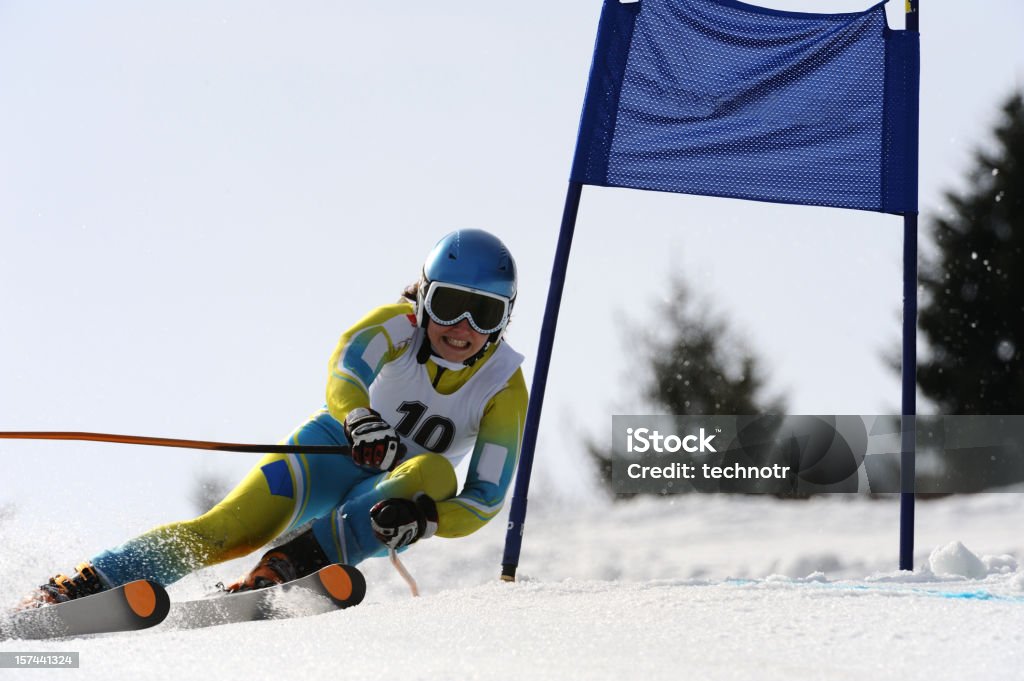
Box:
[426,318,489,364]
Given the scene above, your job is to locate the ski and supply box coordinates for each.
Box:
[1,580,170,640]
[164,563,366,631]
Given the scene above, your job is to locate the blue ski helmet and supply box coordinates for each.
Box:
[416,229,517,338]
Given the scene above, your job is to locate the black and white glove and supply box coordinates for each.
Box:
[343,407,405,471]
[369,493,438,550]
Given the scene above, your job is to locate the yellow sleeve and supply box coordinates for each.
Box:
[326,303,418,423]
[435,367,528,538]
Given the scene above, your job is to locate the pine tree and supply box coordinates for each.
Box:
[918,92,1024,414]
[640,280,785,416]
[587,276,786,496]
[189,470,231,516]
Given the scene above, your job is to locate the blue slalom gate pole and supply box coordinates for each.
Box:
[900,213,917,570]
[502,181,583,581]
[899,0,920,572]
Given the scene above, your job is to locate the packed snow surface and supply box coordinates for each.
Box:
[2,493,1024,680]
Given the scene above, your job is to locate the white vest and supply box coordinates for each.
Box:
[369,330,524,469]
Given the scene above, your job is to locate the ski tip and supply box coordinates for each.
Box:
[318,564,366,608]
[124,580,170,624]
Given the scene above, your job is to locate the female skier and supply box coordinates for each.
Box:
[27,228,527,604]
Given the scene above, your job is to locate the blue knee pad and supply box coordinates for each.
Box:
[311,472,389,566]
[311,453,458,565]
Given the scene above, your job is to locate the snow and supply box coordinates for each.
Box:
[3,494,1024,680]
[929,541,989,579]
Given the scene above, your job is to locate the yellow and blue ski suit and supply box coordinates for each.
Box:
[90,302,528,587]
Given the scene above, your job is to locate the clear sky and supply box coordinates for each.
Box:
[1,1,1022,535]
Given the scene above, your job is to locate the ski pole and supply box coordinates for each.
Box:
[0,431,351,455]
[388,549,419,597]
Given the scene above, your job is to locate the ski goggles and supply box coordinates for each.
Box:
[422,281,511,335]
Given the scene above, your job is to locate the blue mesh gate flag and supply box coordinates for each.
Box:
[570,0,919,214]
[503,0,921,580]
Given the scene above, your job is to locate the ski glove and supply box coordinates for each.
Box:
[369,493,438,550]
[344,407,405,471]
